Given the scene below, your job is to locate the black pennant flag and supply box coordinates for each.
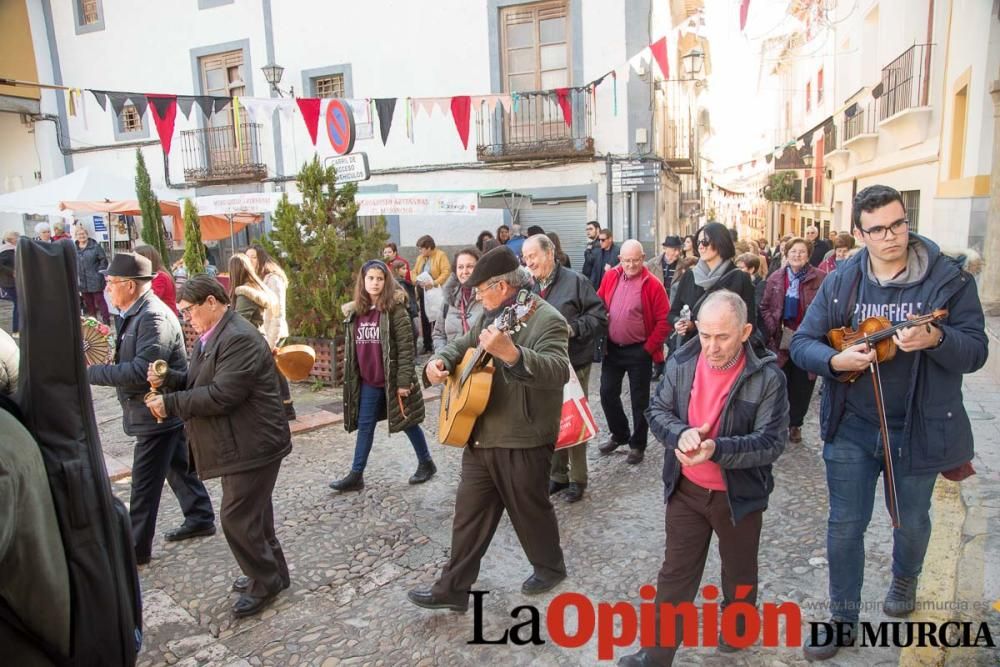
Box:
[127,94,148,120]
[374,98,397,146]
[177,96,195,119]
[89,90,108,111]
[193,96,215,119]
[107,93,129,118]
[212,97,232,115]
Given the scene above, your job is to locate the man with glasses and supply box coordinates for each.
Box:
[597,240,670,466]
[791,185,988,661]
[588,229,621,290]
[408,246,570,612]
[87,253,215,566]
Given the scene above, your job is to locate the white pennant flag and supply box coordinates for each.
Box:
[629,47,652,76]
[414,98,437,117]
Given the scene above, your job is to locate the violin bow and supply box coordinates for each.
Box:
[866,335,902,529]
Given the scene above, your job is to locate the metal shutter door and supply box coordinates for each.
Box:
[518,199,588,269]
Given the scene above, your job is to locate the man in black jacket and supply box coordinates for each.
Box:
[588,229,621,290]
[88,253,215,565]
[524,234,608,503]
[581,220,601,281]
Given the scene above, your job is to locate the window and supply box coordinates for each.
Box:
[501,1,569,92]
[949,85,968,180]
[805,81,812,113]
[901,190,920,233]
[118,104,142,134]
[73,0,104,33]
[199,50,248,167]
[312,74,345,99]
[200,50,246,99]
[817,67,824,104]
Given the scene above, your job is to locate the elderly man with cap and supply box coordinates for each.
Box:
[646,236,683,380]
[407,246,571,612]
[87,252,215,565]
[522,233,607,503]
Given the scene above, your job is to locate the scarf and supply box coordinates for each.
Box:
[458,285,474,333]
[692,259,732,290]
[783,265,810,321]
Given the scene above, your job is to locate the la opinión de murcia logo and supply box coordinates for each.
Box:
[466,587,997,660]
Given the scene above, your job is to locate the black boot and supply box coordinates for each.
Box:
[329,470,364,492]
[564,482,585,503]
[803,620,855,662]
[884,575,918,617]
[548,480,569,495]
[409,460,437,485]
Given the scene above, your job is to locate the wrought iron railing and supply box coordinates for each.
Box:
[476,89,593,162]
[844,98,879,142]
[823,119,838,153]
[180,122,268,183]
[879,43,933,120]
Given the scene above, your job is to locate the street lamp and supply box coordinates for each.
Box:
[682,49,704,79]
[261,63,293,97]
[802,150,814,169]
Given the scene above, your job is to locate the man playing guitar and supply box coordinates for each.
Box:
[407,246,572,612]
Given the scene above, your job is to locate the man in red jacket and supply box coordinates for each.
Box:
[597,240,670,465]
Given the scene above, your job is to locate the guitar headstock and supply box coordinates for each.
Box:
[492,294,538,334]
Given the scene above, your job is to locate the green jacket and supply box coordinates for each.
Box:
[428,293,570,449]
[234,284,273,332]
[342,291,425,433]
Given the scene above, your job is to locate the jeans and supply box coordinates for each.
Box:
[823,414,937,622]
[352,382,431,473]
[783,361,816,428]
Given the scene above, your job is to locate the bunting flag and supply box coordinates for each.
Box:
[176,96,195,119]
[649,36,670,79]
[554,88,572,127]
[128,94,148,121]
[450,95,471,149]
[435,97,452,115]
[740,0,751,31]
[295,97,321,145]
[147,94,178,155]
[628,48,651,76]
[374,98,397,146]
[107,93,129,118]
[415,97,436,117]
[612,70,618,115]
[194,96,216,119]
[89,89,108,111]
[212,96,231,115]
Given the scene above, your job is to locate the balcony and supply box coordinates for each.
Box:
[823,117,850,172]
[476,90,594,163]
[179,122,268,184]
[878,43,934,148]
[843,98,879,162]
[681,190,701,203]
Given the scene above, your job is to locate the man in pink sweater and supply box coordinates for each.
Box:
[618,290,789,666]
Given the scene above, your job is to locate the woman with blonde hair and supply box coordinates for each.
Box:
[247,243,296,420]
[329,259,435,492]
[227,253,274,332]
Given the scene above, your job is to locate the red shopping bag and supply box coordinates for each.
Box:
[556,364,598,449]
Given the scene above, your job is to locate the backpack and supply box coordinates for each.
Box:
[3,238,142,666]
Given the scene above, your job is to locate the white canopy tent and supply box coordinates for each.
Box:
[0,166,174,219]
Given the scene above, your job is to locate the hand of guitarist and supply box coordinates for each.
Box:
[425,359,450,385]
[479,325,521,366]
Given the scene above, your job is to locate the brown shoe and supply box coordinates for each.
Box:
[789,426,802,443]
[598,438,626,455]
[626,448,645,465]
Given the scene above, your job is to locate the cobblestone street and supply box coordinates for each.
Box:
[84,340,998,667]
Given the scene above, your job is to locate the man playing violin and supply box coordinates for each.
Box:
[791,185,988,661]
[407,245,571,613]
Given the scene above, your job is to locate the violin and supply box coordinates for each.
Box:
[825,307,948,530]
[827,309,948,384]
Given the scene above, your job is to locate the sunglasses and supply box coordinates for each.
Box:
[697,239,711,247]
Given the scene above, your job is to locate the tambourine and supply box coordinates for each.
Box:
[275,344,316,381]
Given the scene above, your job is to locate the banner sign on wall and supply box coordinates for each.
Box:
[355,192,478,216]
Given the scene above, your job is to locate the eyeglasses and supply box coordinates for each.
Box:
[473,280,503,296]
[620,258,644,265]
[697,239,711,247]
[178,302,202,318]
[859,219,908,241]
[105,278,134,288]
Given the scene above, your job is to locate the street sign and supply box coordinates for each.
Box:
[324,153,370,183]
[325,99,356,155]
[194,193,289,215]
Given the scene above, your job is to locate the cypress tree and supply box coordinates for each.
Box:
[182,199,206,275]
[134,148,170,260]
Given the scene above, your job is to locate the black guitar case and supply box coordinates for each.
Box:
[12,238,141,665]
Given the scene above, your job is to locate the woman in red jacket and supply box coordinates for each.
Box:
[134,245,178,316]
[759,237,826,443]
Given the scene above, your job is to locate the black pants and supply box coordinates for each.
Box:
[599,342,652,450]
[417,287,433,352]
[220,460,289,597]
[647,476,763,664]
[432,445,565,602]
[783,360,816,428]
[130,427,214,561]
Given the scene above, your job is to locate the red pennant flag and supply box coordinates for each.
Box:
[740,0,751,31]
[296,98,322,146]
[554,88,572,127]
[147,94,178,156]
[450,95,471,149]
[649,37,669,79]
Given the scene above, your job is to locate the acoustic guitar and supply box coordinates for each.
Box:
[438,294,536,446]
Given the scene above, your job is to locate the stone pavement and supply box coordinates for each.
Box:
[86,345,996,667]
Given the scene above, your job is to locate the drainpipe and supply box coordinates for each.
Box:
[606,152,614,232]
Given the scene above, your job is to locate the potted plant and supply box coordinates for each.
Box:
[262,156,387,385]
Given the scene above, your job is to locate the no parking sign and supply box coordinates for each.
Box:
[325,99,356,155]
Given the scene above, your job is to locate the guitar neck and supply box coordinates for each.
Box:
[458,344,489,385]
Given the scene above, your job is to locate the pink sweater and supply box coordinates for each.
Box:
[681,351,746,491]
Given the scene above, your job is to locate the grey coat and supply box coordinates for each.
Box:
[431,275,484,352]
[530,263,607,370]
[75,238,108,292]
